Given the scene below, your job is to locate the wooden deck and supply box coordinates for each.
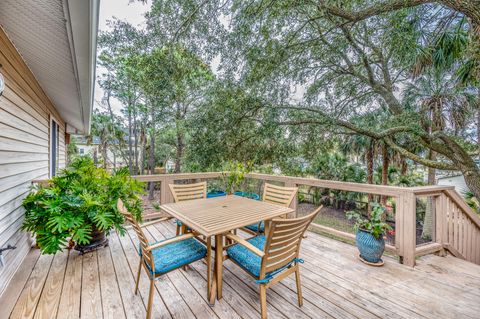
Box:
[2,220,480,319]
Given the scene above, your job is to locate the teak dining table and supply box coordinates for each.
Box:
[160,195,294,303]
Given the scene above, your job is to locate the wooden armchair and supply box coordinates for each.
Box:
[244,183,298,234]
[117,199,210,319]
[168,181,207,235]
[226,206,321,319]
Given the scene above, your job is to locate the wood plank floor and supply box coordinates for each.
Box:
[2,220,480,319]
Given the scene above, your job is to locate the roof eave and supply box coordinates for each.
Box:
[64,0,100,135]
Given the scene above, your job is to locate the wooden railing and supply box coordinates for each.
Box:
[33,172,480,267]
[131,172,480,267]
[423,188,480,264]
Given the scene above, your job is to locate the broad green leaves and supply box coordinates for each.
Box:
[22,157,144,254]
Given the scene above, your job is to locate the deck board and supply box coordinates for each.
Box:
[3,220,480,319]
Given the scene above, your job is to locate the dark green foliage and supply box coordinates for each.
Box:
[22,157,144,254]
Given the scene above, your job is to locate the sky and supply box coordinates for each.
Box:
[94,0,149,115]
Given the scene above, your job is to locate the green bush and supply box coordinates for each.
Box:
[22,157,144,254]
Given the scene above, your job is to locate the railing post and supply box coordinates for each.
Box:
[285,180,298,218]
[435,193,447,256]
[160,176,174,204]
[396,190,416,267]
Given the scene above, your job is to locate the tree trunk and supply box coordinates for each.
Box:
[148,107,156,200]
[140,126,146,175]
[400,156,408,175]
[174,104,184,173]
[422,150,437,240]
[366,140,374,208]
[127,107,133,174]
[381,143,389,205]
[464,169,480,200]
[175,132,183,173]
[133,105,139,175]
[366,141,374,185]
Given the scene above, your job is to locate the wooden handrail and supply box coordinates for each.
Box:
[32,172,480,266]
[444,189,480,229]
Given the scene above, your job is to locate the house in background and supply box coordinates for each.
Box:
[437,174,469,195]
[0,0,99,295]
[74,135,129,169]
[436,160,480,195]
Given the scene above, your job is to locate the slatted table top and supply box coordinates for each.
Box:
[160,195,294,236]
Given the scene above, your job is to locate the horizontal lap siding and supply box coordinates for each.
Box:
[0,27,66,296]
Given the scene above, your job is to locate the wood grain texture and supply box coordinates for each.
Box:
[56,251,83,319]
[9,254,54,319]
[3,220,480,318]
[80,252,103,319]
[33,250,69,319]
[160,195,294,237]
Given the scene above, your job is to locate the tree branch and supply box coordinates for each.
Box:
[384,137,457,170]
[318,0,431,22]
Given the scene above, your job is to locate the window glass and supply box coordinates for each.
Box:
[51,120,59,176]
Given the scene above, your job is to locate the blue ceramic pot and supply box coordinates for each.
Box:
[234,191,260,200]
[207,190,227,198]
[356,229,385,263]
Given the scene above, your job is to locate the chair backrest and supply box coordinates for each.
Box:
[260,206,322,278]
[117,199,155,273]
[169,182,207,203]
[262,183,298,208]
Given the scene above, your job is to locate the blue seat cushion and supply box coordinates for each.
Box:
[227,235,267,277]
[141,237,207,275]
[244,221,265,233]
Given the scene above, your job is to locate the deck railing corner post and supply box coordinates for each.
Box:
[397,190,416,267]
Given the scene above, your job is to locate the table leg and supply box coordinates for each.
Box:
[206,236,212,298]
[215,234,223,300]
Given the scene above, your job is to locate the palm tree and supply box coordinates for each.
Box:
[404,68,476,239]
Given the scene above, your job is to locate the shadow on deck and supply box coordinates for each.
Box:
[2,220,480,319]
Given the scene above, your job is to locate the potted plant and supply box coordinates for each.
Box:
[222,161,250,194]
[347,204,392,266]
[22,157,144,255]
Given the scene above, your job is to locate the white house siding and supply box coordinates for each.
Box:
[438,175,469,195]
[0,27,66,295]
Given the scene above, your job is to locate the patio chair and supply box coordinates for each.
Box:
[117,199,209,319]
[226,206,321,319]
[169,181,207,235]
[244,183,298,234]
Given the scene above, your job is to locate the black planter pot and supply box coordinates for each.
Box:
[74,226,109,254]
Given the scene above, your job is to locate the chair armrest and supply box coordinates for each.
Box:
[226,233,265,257]
[140,217,170,228]
[146,232,198,251]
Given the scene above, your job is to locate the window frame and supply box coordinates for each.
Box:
[50,117,60,177]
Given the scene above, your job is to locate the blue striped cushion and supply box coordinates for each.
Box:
[226,235,266,277]
[141,238,206,275]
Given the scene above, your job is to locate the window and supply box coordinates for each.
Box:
[50,119,59,177]
[79,148,84,155]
